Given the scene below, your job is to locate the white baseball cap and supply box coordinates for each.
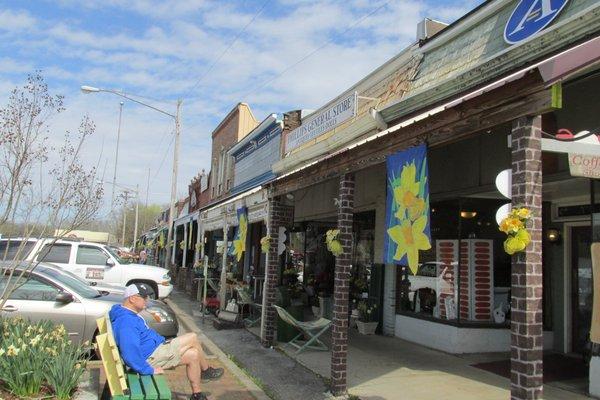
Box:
[123,284,150,299]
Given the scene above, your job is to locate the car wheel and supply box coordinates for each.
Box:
[135,282,157,299]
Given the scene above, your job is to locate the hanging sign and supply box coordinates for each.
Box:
[230,207,248,261]
[384,144,432,275]
[285,92,357,152]
[504,0,569,45]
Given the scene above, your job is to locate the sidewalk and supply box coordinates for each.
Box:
[91,290,271,400]
[166,290,330,400]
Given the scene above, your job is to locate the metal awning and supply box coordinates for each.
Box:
[538,36,600,86]
[274,36,600,184]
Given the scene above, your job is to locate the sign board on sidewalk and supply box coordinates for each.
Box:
[285,92,357,152]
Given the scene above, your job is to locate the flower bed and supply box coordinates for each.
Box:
[0,317,90,399]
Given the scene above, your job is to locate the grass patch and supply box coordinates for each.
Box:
[226,354,277,399]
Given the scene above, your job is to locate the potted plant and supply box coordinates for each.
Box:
[356,300,378,335]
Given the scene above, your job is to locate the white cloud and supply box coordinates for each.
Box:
[1,0,482,212]
[0,9,36,32]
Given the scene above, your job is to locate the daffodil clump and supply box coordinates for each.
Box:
[499,207,532,255]
[387,161,431,275]
[231,213,248,261]
[325,229,343,256]
[0,317,90,399]
[260,235,271,254]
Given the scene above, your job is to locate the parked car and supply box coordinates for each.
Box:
[0,262,178,344]
[44,263,179,337]
[0,238,172,299]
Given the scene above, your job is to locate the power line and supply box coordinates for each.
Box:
[150,134,175,184]
[182,0,271,100]
[238,0,390,100]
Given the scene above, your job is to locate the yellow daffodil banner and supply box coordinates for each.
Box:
[384,144,432,275]
[230,207,248,262]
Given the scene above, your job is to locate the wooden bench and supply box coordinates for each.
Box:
[95,316,172,400]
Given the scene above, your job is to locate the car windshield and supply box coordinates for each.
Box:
[0,240,35,261]
[103,245,131,264]
[38,266,101,299]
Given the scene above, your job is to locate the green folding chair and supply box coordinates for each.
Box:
[273,305,331,355]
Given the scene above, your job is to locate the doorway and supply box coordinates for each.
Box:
[570,224,593,355]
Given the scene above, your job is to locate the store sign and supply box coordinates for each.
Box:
[285,92,357,152]
[504,0,569,44]
[569,153,600,178]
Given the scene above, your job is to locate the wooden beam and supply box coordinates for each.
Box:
[271,72,556,197]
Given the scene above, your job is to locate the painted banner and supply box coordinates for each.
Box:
[230,207,248,262]
[384,144,432,274]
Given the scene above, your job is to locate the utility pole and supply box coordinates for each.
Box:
[121,190,131,246]
[133,184,139,249]
[111,102,124,212]
[144,167,150,232]
[165,99,182,270]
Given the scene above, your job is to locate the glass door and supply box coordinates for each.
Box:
[571,225,593,354]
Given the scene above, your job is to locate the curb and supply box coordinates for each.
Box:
[73,369,99,400]
[165,298,271,400]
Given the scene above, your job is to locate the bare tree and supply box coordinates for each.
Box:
[0,73,103,307]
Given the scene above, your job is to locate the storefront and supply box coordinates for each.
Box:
[259,1,600,398]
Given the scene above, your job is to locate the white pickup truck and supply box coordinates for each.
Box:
[0,238,172,299]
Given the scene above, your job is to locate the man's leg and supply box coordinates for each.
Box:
[179,347,202,393]
[176,332,209,371]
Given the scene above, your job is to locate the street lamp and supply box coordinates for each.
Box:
[111,101,124,212]
[83,85,181,269]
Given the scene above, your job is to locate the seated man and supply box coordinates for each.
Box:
[110,285,223,400]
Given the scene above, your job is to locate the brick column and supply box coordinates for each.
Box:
[510,116,543,400]
[330,173,355,396]
[261,196,294,347]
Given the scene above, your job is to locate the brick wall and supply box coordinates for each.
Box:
[331,173,355,396]
[510,116,543,400]
[260,197,294,347]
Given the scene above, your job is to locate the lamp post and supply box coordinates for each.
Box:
[82,85,181,269]
[111,101,124,212]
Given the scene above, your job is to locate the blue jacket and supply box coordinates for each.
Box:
[109,304,165,375]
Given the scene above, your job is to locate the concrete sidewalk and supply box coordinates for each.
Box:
[166,290,330,400]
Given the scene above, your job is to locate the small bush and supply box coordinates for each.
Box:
[0,317,90,399]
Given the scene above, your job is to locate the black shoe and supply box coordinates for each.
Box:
[201,366,224,381]
[190,392,208,400]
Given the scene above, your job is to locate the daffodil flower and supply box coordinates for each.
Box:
[393,162,420,220]
[387,215,432,274]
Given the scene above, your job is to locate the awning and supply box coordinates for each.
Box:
[173,210,198,227]
[275,35,600,183]
[538,36,600,86]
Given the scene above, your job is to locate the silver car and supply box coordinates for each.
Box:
[0,262,179,344]
[45,263,179,338]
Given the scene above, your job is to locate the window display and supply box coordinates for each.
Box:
[396,198,511,325]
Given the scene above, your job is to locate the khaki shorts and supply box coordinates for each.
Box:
[148,337,182,370]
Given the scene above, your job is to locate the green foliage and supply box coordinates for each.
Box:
[355,300,378,322]
[0,317,90,398]
[44,341,89,400]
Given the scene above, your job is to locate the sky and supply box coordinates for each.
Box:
[0,0,483,215]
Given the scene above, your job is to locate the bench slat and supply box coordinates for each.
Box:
[97,334,126,396]
[127,373,145,400]
[153,375,172,400]
[140,375,159,400]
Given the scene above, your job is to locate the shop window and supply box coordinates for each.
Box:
[396,198,511,326]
